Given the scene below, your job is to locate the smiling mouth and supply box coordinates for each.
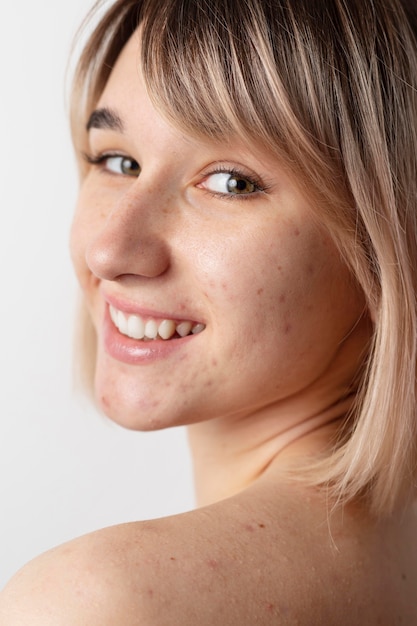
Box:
[109,305,205,341]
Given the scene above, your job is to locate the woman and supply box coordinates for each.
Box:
[1,0,417,623]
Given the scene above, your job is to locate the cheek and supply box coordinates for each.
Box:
[208,224,359,351]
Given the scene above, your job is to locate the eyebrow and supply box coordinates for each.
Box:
[86,107,124,132]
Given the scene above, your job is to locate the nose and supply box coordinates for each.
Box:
[85,183,171,281]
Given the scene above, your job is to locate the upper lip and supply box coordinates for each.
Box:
[102,290,204,324]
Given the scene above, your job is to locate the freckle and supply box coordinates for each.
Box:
[294,228,300,236]
[205,380,214,388]
[258,523,265,529]
[147,589,154,598]
[211,358,218,367]
[207,559,218,569]
[170,557,176,561]
[257,288,264,296]
[279,294,286,304]
[221,282,228,291]
[266,603,275,612]
[307,264,314,275]
[402,573,407,581]
[284,323,292,335]
[277,265,283,272]
[101,395,109,408]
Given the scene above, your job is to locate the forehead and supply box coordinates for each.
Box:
[98,30,143,105]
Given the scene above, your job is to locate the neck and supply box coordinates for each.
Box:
[187,315,371,507]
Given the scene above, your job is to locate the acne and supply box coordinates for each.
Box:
[244,523,255,533]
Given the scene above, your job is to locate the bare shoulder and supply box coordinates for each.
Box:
[1,482,416,625]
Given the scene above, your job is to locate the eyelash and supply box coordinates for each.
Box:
[83,151,136,169]
[200,166,267,201]
[83,152,268,199]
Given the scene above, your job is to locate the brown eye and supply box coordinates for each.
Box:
[105,155,140,177]
[226,177,256,194]
[202,171,258,196]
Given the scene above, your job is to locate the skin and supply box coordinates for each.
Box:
[1,30,417,625]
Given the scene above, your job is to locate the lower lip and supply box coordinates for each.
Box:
[102,306,194,364]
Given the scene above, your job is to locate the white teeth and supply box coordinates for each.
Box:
[109,305,118,325]
[117,310,128,335]
[109,305,205,341]
[159,319,176,340]
[127,315,145,340]
[144,319,158,339]
[176,321,192,337]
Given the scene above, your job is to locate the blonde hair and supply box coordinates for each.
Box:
[71,0,417,516]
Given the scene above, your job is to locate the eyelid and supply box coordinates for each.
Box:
[198,164,269,199]
[82,151,140,176]
[83,150,127,166]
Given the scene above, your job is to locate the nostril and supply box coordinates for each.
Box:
[85,228,171,281]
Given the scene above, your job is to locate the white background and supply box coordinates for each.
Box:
[0,1,194,588]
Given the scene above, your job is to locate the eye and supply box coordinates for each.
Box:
[202,171,259,196]
[84,152,140,177]
[104,156,140,177]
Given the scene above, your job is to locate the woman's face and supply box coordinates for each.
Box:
[71,32,365,430]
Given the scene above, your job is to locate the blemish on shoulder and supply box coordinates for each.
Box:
[279,293,286,304]
[244,523,255,533]
[147,588,154,599]
[402,573,407,581]
[284,323,292,335]
[258,523,266,529]
[207,559,219,569]
[257,288,264,296]
[170,556,176,561]
[294,228,300,237]
[266,602,275,613]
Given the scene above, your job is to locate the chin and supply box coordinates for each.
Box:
[93,371,189,432]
